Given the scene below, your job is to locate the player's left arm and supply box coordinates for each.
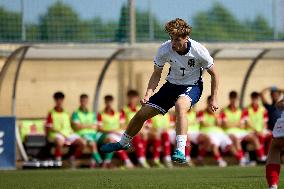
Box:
[196,43,219,112]
[207,65,219,112]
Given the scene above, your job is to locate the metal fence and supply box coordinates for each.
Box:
[0,0,283,43]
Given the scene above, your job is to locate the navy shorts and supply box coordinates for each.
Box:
[147,81,203,115]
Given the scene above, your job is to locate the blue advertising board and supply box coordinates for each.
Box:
[0,116,16,169]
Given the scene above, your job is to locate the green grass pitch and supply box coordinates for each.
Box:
[0,166,279,189]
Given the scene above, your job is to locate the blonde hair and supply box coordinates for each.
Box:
[165,18,192,38]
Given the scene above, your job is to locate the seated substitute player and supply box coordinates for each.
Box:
[148,112,174,168]
[220,91,266,163]
[97,95,134,168]
[199,96,246,167]
[266,97,284,189]
[45,92,85,168]
[187,107,211,165]
[101,18,219,164]
[71,94,103,168]
[243,91,271,160]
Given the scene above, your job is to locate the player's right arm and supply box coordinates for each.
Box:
[141,66,162,105]
[260,87,271,105]
[141,44,167,105]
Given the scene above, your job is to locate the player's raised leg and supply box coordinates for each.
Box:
[101,53,163,153]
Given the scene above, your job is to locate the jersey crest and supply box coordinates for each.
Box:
[188,58,195,67]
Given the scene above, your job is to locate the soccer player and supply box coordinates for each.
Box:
[220,91,266,164]
[97,95,134,168]
[71,94,103,168]
[45,92,85,168]
[101,18,219,164]
[243,92,271,160]
[266,98,284,189]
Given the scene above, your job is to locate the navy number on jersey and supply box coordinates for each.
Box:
[180,67,186,76]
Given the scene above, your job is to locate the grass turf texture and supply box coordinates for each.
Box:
[0,166,277,189]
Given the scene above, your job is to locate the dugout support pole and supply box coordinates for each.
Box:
[240,49,270,108]
[93,49,125,113]
[0,45,30,161]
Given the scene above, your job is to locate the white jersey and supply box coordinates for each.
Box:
[154,39,214,85]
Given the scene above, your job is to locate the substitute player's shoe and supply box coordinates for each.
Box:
[217,159,227,167]
[153,159,165,168]
[100,142,130,153]
[185,159,194,167]
[139,161,151,169]
[239,157,249,167]
[124,160,134,169]
[164,160,173,168]
[171,149,187,164]
[268,185,278,189]
[258,155,267,162]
